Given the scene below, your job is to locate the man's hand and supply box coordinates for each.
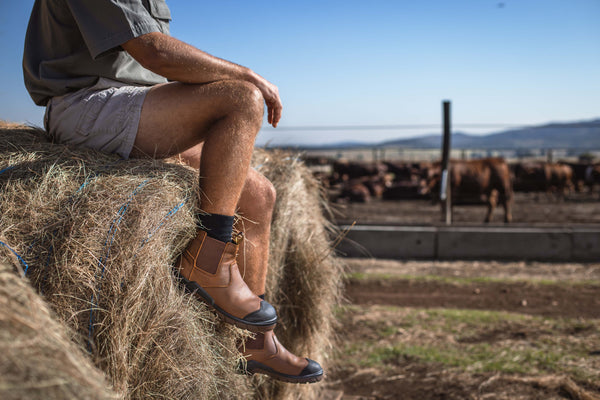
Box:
[251,75,282,128]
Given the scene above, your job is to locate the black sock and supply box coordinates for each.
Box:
[198,212,235,243]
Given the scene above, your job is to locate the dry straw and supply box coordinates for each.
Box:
[0,122,343,400]
[0,258,118,400]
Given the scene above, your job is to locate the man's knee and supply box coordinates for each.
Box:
[261,175,277,210]
[254,170,277,210]
[221,80,264,123]
[242,169,277,214]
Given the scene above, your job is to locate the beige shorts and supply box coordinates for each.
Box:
[44,77,152,159]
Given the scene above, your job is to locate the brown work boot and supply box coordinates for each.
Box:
[175,230,277,332]
[239,330,324,384]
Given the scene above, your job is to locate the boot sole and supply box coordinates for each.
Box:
[174,270,277,333]
[240,361,324,384]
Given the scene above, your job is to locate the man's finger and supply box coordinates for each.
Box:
[273,105,282,127]
[268,105,273,125]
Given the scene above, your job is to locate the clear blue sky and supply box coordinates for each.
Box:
[1,0,599,146]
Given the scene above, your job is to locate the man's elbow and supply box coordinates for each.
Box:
[122,32,171,74]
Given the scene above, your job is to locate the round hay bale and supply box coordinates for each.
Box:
[0,122,251,399]
[0,257,118,400]
[252,149,345,400]
[0,122,343,399]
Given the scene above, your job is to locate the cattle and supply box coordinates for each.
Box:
[513,162,574,198]
[565,162,592,192]
[585,164,600,198]
[332,160,387,183]
[548,163,574,197]
[425,158,513,223]
[383,181,428,200]
[384,161,431,183]
[362,176,387,199]
[330,160,391,203]
[302,155,333,167]
[378,161,432,200]
[337,179,371,203]
[512,162,547,192]
[335,174,393,203]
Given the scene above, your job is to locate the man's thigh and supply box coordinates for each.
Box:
[131,80,250,159]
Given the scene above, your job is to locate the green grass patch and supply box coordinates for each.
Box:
[334,305,600,384]
[364,342,570,375]
[344,271,600,287]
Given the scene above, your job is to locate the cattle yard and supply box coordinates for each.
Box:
[304,151,600,399]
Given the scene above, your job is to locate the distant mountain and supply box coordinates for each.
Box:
[381,119,600,149]
[297,119,600,150]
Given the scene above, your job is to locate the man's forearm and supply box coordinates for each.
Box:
[122,32,258,85]
[122,31,282,127]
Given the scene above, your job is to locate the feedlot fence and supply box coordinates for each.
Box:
[300,147,600,164]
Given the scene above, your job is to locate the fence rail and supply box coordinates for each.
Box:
[296,146,600,163]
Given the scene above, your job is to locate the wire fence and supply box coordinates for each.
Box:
[260,120,600,163]
[296,147,600,163]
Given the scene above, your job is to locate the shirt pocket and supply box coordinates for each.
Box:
[148,0,172,21]
[148,0,171,34]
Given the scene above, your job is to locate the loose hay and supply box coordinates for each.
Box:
[252,150,345,399]
[0,121,343,399]
[0,259,118,400]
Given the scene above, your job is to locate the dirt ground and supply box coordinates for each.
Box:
[343,259,600,319]
[332,192,600,226]
[323,259,600,399]
[322,190,600,399]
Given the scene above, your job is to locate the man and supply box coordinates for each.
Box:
[23,0,323,384]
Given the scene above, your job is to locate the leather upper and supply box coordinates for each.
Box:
[178,231,262,319]
[242,330,309,376]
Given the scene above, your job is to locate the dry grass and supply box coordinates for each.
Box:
[252,150,345,399]
[0,259,118,400]
[0,122,343,399]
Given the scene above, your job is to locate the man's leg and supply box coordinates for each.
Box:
[132,80,262,215]
[234,176,323,384]
[234,172,275,295]
[179,145,324,383]
[178,145,274,296]
[131,80,276,332]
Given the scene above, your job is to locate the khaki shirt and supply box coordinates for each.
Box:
[23,0,171,106]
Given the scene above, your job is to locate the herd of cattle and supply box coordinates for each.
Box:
[304,156,600,223]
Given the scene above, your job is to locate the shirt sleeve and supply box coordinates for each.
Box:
[65,0,170,59]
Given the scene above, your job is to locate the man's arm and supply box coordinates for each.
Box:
[122,32,282,127]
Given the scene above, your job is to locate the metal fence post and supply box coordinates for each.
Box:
[441,100,452,225]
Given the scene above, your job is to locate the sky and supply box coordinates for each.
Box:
[1,0,599,146]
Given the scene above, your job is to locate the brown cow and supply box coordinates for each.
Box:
[426,158,513,223]
[332,160,387,183]
[585,164,600,198]
[513,162,573,199]
[565,162,592,192]
[337,180,371,203]
[547,163,574,197]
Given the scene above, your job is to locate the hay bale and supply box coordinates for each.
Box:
[0,258,118,400]
[0,121,343,399]
[0,121,251,399]
[252,150,345,399]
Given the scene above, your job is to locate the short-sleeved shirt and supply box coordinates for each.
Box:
[23,0,172,106]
